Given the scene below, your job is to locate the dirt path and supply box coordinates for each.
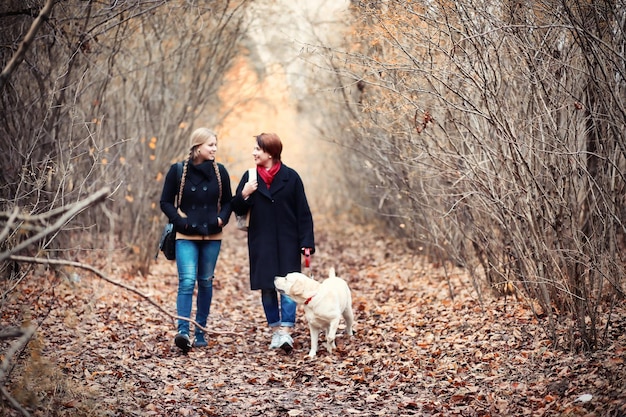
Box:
[3,219,626,416]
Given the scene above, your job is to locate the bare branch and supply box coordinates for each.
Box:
[0,0,55,91]
[0,187,111,263]
[0,327,26,340]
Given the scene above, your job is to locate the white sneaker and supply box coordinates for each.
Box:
[269,330,283,349]
[279,332,293,353]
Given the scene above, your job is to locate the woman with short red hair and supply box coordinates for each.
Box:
[232,132,315,352]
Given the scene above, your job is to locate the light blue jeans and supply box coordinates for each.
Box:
[175,239,221,336]
[261,289,296,328]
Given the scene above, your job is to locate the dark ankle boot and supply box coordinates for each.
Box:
[193,333,208,347]
[175,333,192,353]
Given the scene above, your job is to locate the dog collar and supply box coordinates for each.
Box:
[304,295,315,305]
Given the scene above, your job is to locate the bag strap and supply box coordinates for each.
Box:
[248,167,256,181]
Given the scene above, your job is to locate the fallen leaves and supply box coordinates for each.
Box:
[2,218,626,416]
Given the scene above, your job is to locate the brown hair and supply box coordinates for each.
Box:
[255,132,282,161]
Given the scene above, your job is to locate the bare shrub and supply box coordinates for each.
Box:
[323,0,626,350]
[0,1,249,273]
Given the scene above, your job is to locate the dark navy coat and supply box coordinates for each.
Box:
[232,164,315,290]
[160,160,233,236]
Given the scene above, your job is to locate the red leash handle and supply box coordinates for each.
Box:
[303,248,311,268]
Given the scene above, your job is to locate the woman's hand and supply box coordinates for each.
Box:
[242,179,258,199]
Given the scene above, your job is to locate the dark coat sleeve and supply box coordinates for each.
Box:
[293,173,315,252]
[232,170,252,216]
[160,163,186,228]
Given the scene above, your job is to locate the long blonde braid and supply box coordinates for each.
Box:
[176,152,191,206]
[213,160,222,212]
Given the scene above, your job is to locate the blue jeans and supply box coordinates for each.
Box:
[175,239,221,336]
[261,289,296,328]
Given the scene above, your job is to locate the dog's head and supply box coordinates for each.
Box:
[274,272,319,304]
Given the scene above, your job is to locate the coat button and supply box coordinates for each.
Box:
[191,186,197,191]
[203,186,208,191]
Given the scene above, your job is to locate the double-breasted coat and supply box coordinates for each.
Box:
[232,164,315,290]
[160,160,233,236]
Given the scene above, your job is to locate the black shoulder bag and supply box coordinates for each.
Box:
[156,161,185,260]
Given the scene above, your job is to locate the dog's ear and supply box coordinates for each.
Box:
[290,277,305,297]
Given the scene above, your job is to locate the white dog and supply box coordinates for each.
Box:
[274,268,354,357]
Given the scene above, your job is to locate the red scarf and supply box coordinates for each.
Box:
[257,162,281,189]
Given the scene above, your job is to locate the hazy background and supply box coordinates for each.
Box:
[213,0,350,208]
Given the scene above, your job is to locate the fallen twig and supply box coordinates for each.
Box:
[8,255,243,337]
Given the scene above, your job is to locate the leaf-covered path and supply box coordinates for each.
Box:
[4,219,626,416]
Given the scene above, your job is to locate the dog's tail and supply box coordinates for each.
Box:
[329,267,336,278]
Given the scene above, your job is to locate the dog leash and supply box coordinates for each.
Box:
[302,248,316,305]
